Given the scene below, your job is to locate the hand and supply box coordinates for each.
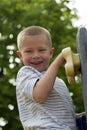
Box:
[76,112,86,117]
[56,52,66,67]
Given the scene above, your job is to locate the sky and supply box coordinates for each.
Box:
[68,0,87,27]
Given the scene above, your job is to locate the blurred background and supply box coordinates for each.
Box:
[0,0,85,129]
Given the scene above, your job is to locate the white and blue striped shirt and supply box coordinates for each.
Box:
[16,66,77,130]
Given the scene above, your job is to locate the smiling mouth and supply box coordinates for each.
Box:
[30,61,43,65]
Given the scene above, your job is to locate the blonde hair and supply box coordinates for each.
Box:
[17,26,52,50]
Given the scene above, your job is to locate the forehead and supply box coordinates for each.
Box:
[20,35,50,49]
[22,34,49,45]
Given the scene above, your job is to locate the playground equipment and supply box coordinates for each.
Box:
[62,27,87,130]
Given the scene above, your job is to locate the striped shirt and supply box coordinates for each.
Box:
[16,66,77,130]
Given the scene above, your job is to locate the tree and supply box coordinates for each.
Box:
[0,0,84,129]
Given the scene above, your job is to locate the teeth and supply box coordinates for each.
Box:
[31,61,42,65]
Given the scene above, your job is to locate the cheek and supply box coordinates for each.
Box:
[43,53,51,62]
[22,55,29,63]
[22,58,29,65]
[24,56,29,61]
[47,52,52,59]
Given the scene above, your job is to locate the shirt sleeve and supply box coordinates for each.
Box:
[16,66,41,100]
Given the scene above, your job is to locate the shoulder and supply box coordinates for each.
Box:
[56,77,66,86]
[55,77,71,95]
[17,66,45,79]
[16,66,42,90]
[18,66,37,73]
[17,66,39,76]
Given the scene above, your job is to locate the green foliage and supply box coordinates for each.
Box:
[0,0,84,129]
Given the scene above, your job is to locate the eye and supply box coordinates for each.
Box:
[39,49,46,52]
[25,50,32,53]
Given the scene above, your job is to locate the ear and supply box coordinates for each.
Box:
[16,50,22,59]
[50,48,55,58]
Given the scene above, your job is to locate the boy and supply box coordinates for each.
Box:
[16,26,77,130]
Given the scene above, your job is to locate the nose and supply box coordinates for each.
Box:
[32,51,40,59]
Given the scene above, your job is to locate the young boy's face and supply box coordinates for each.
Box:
[17,35,54,72]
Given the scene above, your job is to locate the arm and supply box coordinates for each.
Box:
[33,52,65,103]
